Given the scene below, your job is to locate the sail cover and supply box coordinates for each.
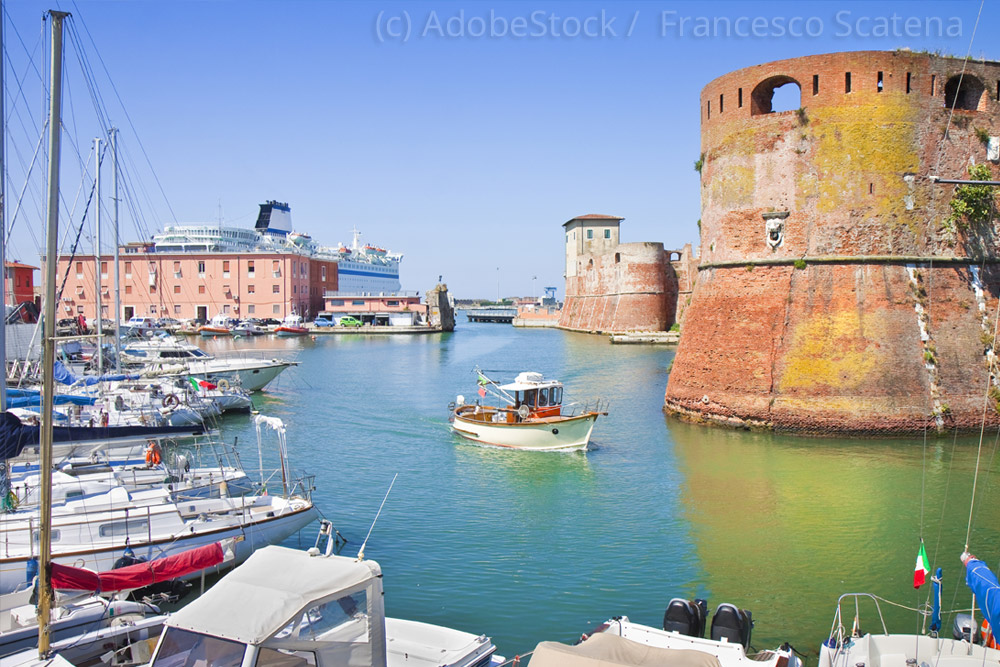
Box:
[51,542,225,592]
[527,634,725,667]
[53,360,138,386]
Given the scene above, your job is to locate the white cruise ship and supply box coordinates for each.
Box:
[149,201,402,294]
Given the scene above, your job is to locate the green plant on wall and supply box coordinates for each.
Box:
[949,164,998,230]
[694,153,705,174]
[975,127,991,146]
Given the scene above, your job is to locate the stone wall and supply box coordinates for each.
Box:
[665,50,1000,434]
[559,241,674,333]
[426,284,455,331]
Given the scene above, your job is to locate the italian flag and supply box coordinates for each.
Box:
[914,540,930,588]
[188,377,217,391]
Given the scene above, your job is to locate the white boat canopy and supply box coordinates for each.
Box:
[499,372,562,392]
[166,545,382,645]
[528,633,725,667]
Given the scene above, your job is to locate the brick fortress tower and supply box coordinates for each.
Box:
[665,50,1000,435]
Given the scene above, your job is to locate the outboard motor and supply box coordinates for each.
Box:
[711,603,753,650]
[952,613,981,642]
[663,598,708,637]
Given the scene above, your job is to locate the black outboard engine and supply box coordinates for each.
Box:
[663,598,708,637]
[711,603,754,650]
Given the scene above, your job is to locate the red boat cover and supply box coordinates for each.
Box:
[51,542,225,592]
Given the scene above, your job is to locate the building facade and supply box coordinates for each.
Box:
[4,261,37,306]
[559,214,679,333]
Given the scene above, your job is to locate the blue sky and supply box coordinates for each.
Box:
[2,0,995,298]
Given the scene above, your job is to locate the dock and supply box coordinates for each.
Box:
[610,331,680,345]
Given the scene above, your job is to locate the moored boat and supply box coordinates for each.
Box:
[274,313,309,336]
[450,370,606,451]
[528,599,801,667]
[196,314,232,338]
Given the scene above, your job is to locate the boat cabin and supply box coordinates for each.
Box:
[499,372,564,419]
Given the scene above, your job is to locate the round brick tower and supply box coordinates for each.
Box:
[664,50,1000,435]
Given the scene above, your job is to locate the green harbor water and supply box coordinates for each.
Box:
[200,322,1000,661]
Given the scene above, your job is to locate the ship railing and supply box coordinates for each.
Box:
[562,398,610,417]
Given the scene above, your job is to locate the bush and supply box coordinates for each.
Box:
[949,164,997,229]
[793,259,807,270]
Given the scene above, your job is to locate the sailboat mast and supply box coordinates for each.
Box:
[0,0,7,411]
[111,127,120,371]
[94,137,102,374]
[37,9,68,659]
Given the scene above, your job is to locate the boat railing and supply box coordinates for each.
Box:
[825,593,891,652]
[563,398,610,417]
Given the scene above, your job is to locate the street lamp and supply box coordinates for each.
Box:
[496,267,500,304]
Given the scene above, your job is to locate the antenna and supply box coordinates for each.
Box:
[357,473,397,561]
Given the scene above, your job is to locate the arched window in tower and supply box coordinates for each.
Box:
[751,76,802,115]
[944,74,985,111]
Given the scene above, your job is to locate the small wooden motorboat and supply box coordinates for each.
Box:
[450,370,606,451]
[274,314,308,337]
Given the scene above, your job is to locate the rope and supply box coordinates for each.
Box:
[931,0,985,179]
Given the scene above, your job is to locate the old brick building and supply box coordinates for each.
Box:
[558,214,679,333]
[665,50,1000,434]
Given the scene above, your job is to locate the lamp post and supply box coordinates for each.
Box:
[496,267,500,304]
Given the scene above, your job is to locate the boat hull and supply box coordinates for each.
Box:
[274,326,308,337]
[451,409,598,451]
[197,327,231,337]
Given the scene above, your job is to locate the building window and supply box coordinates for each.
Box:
[198,285,206,294]
[604,229,611,239]
[248,304,255,314]
[273,304,280,314]
[293,285,297,294]
[149,305,157,314]
[149,285,156,294]
[352,300,364,305]
[77,305,84,313]
[174,305,181,314]
[174,285,181,294]
[173,261,181,273]
[247,260,255,277]
[248,284,255,294]
[272,260,280,277]
[387,300,399,306]
[222,260,230,278]
[198,261,206,275]
[587,229,593,239]
[321,266,327,281]
[330,300,344,306]
[125,285,132,295]
[100,261,108,276]
[75,261,83,278]
[223,304,230,314]
[125,261,132,277]
[273,285,280,293]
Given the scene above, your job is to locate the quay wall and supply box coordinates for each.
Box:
[559,241,674,334]
[665,50,1000,434]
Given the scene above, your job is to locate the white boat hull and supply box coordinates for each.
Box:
[451,409,598,451]
[187,360,293,392]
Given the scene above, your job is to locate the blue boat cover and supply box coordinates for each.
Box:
[5,388,95,409]
[53,360,138,386]
[966,559,1000,631]
[0,411,204,460]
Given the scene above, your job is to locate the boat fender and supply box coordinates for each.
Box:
[552,428,559,434]
[982,619,997,649]
[162,393,180,409]
[217,379,230,390]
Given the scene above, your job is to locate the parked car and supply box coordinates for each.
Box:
[313,317,334,327]
[339,316,363,328]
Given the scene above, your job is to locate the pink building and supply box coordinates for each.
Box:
[52,250,338,323]
[321,291,427,326]
[4,261,38,306]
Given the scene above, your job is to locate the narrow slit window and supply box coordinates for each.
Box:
[707,100,711,119]
[719,93,724,113]
[812,75,819,96]
[877,71,883,92]
[931,74,936,96]
[738,88,743,107]
[996,80,999,101]
[845,72,852,93]
[869,183,874,194]
[906,72,912,94]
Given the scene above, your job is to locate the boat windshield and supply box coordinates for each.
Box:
[189,348,210,358]
[152,626,246,667]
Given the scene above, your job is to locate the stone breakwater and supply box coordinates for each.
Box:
[665,50,1000,435]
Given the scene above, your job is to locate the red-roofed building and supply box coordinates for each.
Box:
[5,261,38,305]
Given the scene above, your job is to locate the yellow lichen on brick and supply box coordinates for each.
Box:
[803,101,920,220]
[779,309,885,391]
[707,161,754,209]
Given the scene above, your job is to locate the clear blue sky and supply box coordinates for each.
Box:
[3,0,995,298]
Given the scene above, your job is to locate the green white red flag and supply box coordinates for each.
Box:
[914,540,930,588]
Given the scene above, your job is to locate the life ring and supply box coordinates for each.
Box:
[982,620,998,649]
[162,394,180,409]
[217,379,230,390]
[145,442,162,466]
